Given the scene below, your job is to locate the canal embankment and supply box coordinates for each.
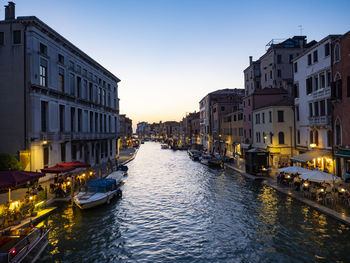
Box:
[225,162,350,225]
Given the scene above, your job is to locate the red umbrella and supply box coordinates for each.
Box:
[41,165,75,173]
[0,170,45,202]
[57,161,90,168]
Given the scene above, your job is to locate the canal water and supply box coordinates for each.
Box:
[38,142,350,262]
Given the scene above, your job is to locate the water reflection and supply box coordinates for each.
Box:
[38,142,350,262]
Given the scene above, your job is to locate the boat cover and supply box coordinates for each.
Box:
[87,178,117,188]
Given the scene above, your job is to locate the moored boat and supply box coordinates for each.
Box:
[161,144,169,149]
[0,226,49,263]
[74,178,121,209]
[200,154,212,166]
[188,150,201,161]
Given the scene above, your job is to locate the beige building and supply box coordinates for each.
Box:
[252,98,295,168]
[220,109,243,158]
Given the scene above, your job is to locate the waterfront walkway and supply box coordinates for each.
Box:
[225,160,350,225]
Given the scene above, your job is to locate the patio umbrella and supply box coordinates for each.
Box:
[0,170,45,201]
[278,166,311,174]
[299,170,341,183]
[41,165,75,173]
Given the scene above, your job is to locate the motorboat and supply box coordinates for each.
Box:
[188,150,201,161]
[161,144,169,149]
[106,171,124,184]
[0,226,49,263]
[200,154,212,166]
[74,178,122,209]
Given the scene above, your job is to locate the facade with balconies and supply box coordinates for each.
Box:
[293,35,340,156]
[0,6,121,172]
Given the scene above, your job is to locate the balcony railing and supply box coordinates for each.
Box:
[312,87,331,100]
[308,115,331,126]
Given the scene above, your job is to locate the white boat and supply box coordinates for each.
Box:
[74,178,122,209]
[0,226,49,263]
[106,171,124,184]
[161,144,169,149]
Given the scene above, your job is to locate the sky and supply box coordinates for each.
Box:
[9,0,350,129]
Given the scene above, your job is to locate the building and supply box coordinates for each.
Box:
[0,3,121,172]
[242,88,289,148]
[181,112,200,146]
[119,114,132,147]
[220,109,243,158]
[332,31,350,178]
[252,98,294,168]
[244,56,261,96]
[199,89,244,151]
[136,122,150,138]
[292,35,340,173]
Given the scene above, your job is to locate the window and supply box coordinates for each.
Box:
[43,146,49,168]
[248,99,250,106]
[336,124,341,145]
[221,106,225,111]
[347,76,350,97]
[324,43,330,57]
[61,143,66,162]
[41,101,48,132]
[248,114,251,121]
[334,79,342,99]
[58,68,64,92]
[297,130,300,144]
[296,105,299,121]
[314,101,319,116]
[278,132,285,144]
[270,70,272,79]
[327,71,331,87]
[277,54,282,64]
[95,113,98,133]
[306,77,313,94]
[320,74,325,89]
[314,76,318,91]
[255,113,260,124]
[320,100,325,116]
[269,111,272,123]
[315,130,319,146]
[334,44,340,62]
[39,59,48,87]
[309,103,313,117]
[0,32,4,45]
[294,84,299,98]
[69,60,74,70]
[310,130,314,144]
[263,132,266,143]
[265,73,267,81]
[262,112,265,123]
[71,145,77,160]
[39,43,47,55]
[70,73,75,95]
[59,105,65,132]
[308,54,312,65]
[277,111,284,122]
[77,77,81,98]
[327,130,331,147]
[270,133,273,144]
[249,129,251,138]
[58,54,64,64]
[78,109,82,132]
[277,70,281,78]
[289,54,293,63]
[70,107,75,132]
[89,82,93,101]
[294,62,298,73]
[313,50,318,63]
[13,30,21,44]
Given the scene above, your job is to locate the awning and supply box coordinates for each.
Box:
[335,149,350,158]
[291,150,331,163]
[0,170,45,189]
[41,165,75,174]
[300,170,340,183]
[57,161,90,168]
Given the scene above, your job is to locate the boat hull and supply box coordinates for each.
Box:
[74,190,120,210]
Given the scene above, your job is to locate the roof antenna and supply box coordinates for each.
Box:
[298,25,303,35]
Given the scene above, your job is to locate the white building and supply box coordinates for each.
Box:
[0,3,121,172]
[292,35,340,172]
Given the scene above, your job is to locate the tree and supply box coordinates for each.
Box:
[0,154,24,171]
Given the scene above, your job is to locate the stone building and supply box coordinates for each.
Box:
[0,3,121,172]
[332,31,350,178]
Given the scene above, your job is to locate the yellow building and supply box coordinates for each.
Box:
[252,98,295,168]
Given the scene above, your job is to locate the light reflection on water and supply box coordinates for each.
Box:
[38,142,350,262]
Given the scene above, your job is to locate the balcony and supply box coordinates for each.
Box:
[309,115,331,127]
[312,87,331,100]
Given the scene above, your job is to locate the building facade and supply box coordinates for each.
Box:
[244,56,261,96]
[332,31,350,178]
[0,6,120,172]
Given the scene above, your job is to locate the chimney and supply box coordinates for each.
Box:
[5,2,15,20]
[249,56,253,65]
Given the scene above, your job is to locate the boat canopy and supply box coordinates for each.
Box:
[87,178,116,188]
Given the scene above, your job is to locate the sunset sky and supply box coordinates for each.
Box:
[13,0,350,128]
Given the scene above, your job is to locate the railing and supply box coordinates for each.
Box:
[312,87,331,99]
[309,115,331,126]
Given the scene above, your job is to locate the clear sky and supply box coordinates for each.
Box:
[10,0,350,128]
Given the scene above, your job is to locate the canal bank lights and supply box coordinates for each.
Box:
[310,143,317,148]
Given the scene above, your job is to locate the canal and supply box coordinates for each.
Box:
[38,142,350,262]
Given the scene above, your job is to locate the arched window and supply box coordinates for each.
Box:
[310,130,314,144]
[335,43,340,62]
[315,130,319,146]
[278,132,285,144]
